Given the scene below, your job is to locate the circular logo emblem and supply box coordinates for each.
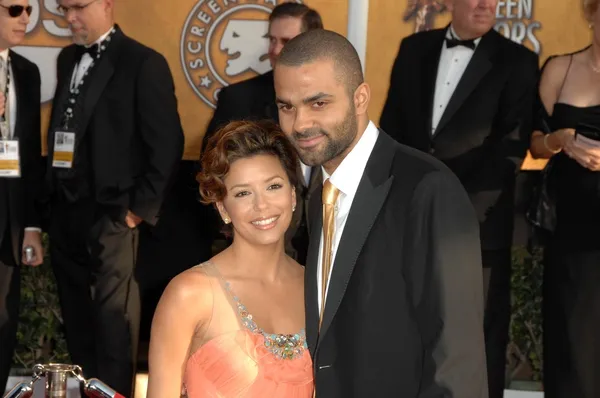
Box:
[180,0,302,108]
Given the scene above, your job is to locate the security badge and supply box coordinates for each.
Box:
[0,121,20,178]
[52,130,76,168]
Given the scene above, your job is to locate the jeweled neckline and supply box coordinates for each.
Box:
[223,280,308,360]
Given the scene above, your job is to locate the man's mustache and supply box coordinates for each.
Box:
[293,129,328,140]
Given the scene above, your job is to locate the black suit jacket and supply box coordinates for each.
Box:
[46,26,184,225]
[0,50,43,265]
[202,70,320,262]
[380,28,539,250]
[203,70,278,149]
[306,130,487,397]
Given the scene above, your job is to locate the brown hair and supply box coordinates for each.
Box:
[584,0,599,21]
[198,120,299,206]
[269,3,324,32]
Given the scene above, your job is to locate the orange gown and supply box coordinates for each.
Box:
[182,262,314,397]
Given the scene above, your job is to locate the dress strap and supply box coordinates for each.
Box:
[557,54,574,102]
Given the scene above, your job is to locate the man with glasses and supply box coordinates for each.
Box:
[0,0,44,393]
[45,0,184,396]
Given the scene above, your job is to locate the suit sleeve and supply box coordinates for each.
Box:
[408,170,487,398]
[132,52,184,225]
[379,39,410,144]
[463,50,539,222]
[23,64,44,228]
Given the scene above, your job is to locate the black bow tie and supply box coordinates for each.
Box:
[75,43,99,59]
[445,37,476,50]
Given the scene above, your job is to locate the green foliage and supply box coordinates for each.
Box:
[507,245,544,382]
[11,233,69,372]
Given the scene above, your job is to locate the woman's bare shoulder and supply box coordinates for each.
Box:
[158,263,216,312]
[542,54,572,81]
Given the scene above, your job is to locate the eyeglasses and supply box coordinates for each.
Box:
[0,4,33,18]
[57,0,99,15]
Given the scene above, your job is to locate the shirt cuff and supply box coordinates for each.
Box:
[24,227,42,233]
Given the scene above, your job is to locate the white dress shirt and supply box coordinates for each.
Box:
[316,120,379,313]
[0,49,17,139]
[299,161,311,187]
[431,26,482,135]
[71,27,114,88]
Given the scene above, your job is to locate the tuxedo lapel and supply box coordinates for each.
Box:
[50,47,78,130]
[9,51,26,139]
[316,132,394,349]
[76,28,122,141]
[421,29,446,136]
[305,183,322,357]
[433,30,497,137]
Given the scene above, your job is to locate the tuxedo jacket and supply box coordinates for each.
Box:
[380,27,539,250]
[0,51,43,265]
[46,26,184,225]
[306,130,487,397]
[203,70,278,148]
[203,70,321,262]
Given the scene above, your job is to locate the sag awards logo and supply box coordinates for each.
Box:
[495,0,542,54]
[404,0,542,54]
[180,0,302,109]
[13,0,70,103]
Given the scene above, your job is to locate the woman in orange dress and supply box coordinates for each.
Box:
[146,120,313,397]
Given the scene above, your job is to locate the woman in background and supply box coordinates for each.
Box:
[146,120,313,397]
[529,1,600,396]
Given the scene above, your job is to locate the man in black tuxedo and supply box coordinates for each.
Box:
[0,0,45,392]
[46,0,183,395]
[203,2,323,264]
[275,29,487,397]
[380,1,539,396]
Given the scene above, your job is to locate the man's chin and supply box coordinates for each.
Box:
[298,152,325,168]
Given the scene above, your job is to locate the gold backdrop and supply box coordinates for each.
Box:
[18,0,593,167]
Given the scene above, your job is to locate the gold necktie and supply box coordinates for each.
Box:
[319,178,339,329]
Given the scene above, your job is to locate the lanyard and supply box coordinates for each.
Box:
[0,56,11,140]
[62,27,116,128]
[1,56,10,120]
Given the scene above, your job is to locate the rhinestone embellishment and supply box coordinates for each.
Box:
[226,282,307,360]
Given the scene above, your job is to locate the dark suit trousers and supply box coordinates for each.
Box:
[49,198,140,398]
[482,248,512,398]
[0,225,18,394]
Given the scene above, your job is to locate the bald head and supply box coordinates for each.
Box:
[276,29,364,95]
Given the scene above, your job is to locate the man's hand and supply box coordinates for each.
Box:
[22,230,44,266]
[564,134,600,171]
[125,210,142,228]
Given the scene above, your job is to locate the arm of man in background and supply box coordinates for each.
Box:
[463,50,539,223]
[129,52,184,226]
[20,63,44,266]
[408,170,488,398]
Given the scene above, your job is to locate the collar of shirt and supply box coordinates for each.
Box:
[86,25,114,49]
[446,25,482,49]
[0,49,8,63]
[321,120,379,204]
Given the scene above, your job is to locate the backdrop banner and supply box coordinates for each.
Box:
[16,0,591,167]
